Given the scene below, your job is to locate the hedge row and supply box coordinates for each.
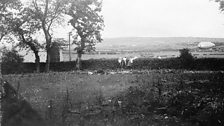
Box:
[2,58,224,74]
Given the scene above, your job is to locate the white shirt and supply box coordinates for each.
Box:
[118,57,122,63]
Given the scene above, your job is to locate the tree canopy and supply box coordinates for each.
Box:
[0,0,22,41]
[67,0,104,69]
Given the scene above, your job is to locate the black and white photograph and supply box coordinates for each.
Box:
[1,0,224,126]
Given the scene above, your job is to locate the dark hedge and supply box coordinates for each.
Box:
[2,58,224,74]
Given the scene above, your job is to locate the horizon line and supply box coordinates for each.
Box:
[102,36,224,39]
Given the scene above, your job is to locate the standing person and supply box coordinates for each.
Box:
[122,57,127,68]
[127,56,138,69]
[127,58,132,69]
[118,57,122,69]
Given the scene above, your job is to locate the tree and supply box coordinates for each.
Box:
[0,0,22,41]
[12,7,43,72]
[29,0,67,72]
[67,0,104,70]
[16,39,42,73]
[179,48,194,69]
[0,0,22,77]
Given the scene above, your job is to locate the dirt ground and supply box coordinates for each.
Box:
[2,70,224,126]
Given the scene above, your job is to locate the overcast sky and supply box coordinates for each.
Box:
[20,0,224,39]
[101,0,224,38]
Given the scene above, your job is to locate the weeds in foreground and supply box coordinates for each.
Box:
[117,72,224,126]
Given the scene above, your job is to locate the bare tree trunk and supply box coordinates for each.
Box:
[45,49,51,72]
[0,51,2,78]
[0,35,4,75]
[0,63,1,78]
[0,37,3,126]
[76,38,86,70]
[42,27,52,72]
[76,52,82,70]
[18,31,41,73]
[34,51,40,73]
[0,51,2,126]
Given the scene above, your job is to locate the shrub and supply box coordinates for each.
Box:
[2,49,24,74]
[179,48,194,69]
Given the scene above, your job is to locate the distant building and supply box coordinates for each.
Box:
[22,42,66,63]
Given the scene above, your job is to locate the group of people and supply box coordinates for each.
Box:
[118,56,138,69]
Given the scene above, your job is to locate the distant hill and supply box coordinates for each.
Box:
[96,37,224,51]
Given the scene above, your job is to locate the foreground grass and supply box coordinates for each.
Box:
[3,71,138,125]
[3,70,224,126]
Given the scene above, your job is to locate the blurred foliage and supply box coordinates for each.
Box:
[214,0,224,11]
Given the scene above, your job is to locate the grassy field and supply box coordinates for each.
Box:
[2,70,224,126]
[3,71,139,125]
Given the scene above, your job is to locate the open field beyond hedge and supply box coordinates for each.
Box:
[2,70,224,126]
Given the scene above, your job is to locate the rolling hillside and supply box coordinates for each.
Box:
[96,37,224,51]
